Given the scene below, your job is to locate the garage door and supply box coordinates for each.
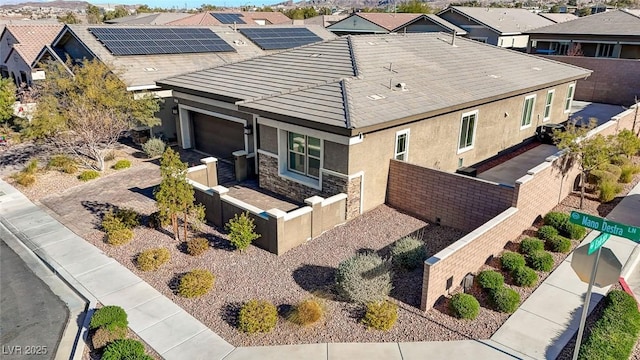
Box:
[191,112,244,160]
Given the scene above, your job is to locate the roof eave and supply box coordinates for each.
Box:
[237,106,353,136]
[156,82,245,104]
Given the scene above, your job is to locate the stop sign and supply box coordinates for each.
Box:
[571,244,622,287]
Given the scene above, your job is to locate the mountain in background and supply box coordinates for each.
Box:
[1,1,91,9]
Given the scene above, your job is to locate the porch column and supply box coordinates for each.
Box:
[233,150,248,182]
[200,157,218,187]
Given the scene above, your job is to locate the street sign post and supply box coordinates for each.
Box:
[569,211,640,241]
[588,233,611,255]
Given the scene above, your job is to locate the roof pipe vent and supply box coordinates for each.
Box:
[451,31,456,46]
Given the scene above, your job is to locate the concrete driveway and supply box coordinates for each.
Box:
[569,101,627,127]
[477,144,560,185]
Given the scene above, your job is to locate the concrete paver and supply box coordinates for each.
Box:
[126,296,182,332]
[137,312,209,354]
[76,262,143,298]
[223,344,326,360]
[100,282,162,312]
[328,342,402,360]
[399,340,523,360]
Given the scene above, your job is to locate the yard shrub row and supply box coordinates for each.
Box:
[543,212,586,240]
[500,252,538,287]
[102,208,140,246]
[449,293,480,320]
[89,305,128,350]
[476,269,521,313]
[178,269,215,298]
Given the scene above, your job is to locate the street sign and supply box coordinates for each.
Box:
[569,211,640,242]
[571,244,622,287]
[588,233,611,255]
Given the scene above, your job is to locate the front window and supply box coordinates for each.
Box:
[543,90,554,121]
[550,41,570,55]
[596,43,615,58]
[521,95,536,128]
[288,132,320,179]
[394,129,410,161]
[458,110,477,153]
[565,84,575,113]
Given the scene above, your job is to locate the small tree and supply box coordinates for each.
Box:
[555,119,612,209]
[613,129,640,158]
[226,212,261,251]
[155,148,199,241]
[0,78,16,123]
[58,11,80,24]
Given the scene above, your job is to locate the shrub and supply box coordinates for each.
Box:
[545,212,586,240]
[112,159,131,170]
[186,237,209,256]
[238,299,278,333]
[588,169,618,185]
[520,237,544,255]
[361,301,398,331]
[544,212,569,230]
[225,212,261,251]
[91,326,127,349]
[537,225,559,241]
[448,293,480,320]
[115,208,140,229]
[289,299,324,326]
[547,235,572,253]
[78,170,100,181]
[142,137,166,158]
[147,211,162,229]
[501,251,525,272]
[12,172,36,187]
[89,305,128,330]
[102,339,151,360]
[107,228,134,246]
[619,164,640,183]
[579,290,640,360]
[102,211,125,233]
[512,266,538,287]
[598,163,622,180]
[104,151,117,162]
[562,222,586,240]
[476,270,504,291]
[490,286,520,313]
[527,250,554,272]
[24,159,38,174]
[136,248,170,271]
[390,236,426,270]
[178,269,214,298]
[335,253,392,303]
[48,155,77,173]
[610,154,630,166]
[599,180,623,203]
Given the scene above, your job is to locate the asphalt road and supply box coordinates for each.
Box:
[0,239,69,360]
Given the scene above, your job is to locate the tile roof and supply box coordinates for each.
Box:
[54,25,334,89]
[327,13,466,35]
[167,11,291,26]
[158,32,591,133]
[439,6,554,34]
[353,13,423,31]
[3,24,63,65]
[526,10,640,36]
[537,13,578,23]
[105,13,193,25]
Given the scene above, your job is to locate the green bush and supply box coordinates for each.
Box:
[512,266,538,287]
[361,301,398,331]
[537,225,559,241]
[500,251,525,272]
[115,208,140,229]
[619,164,640,183]
[102,339,152,360]
[288,299,324,326]
[520,237,544,255]
[335,253,392,303]
[579,290,640,360]
[225,212,261,251]
[24,159,38,174]
[91,326,127,350]
[610,154,631,166]
[599,180,623,203]
[136,248,170,271]
[598,163,622,180]
[12,172,36,187]
[238,299,278,333]
[186,237,209,256]
[476,270,504,291]
[544,212,569,230]
[588,169,617,185]
[102,211,125,233]
[490,286,520,313]
[390,236,426,270]
[449,293,480,320]
[547,235,572,253]
[112,159,131,170]
[78,170,100,181]
[527,250,554,272]
[107,228,134,246]
[142,137,166,158]
[89,305,128,331]
[562,222,586,240]
[147,211,162,229]
[48,155,77,173]
[178,269,214,298]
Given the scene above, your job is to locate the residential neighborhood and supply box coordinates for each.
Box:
[1,2,640,360]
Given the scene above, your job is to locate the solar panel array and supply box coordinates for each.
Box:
[88,27,235,56]
[211,13,246,24]
[238,28,323,50]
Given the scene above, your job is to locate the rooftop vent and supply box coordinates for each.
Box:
[532,67,542,71]
[488,74,501,79]
[309,53,322,57]
[395,82,407,91]
[367,94,386,100]
[144,67,157,72]
[233,40,246,46]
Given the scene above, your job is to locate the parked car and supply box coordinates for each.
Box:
[535,123,566,144]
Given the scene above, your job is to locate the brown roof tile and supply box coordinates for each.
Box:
[4,24,62,65]
[355,13,422,31]
[167,11,291,26]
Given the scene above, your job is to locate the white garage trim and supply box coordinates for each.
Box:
[178,104,249,154]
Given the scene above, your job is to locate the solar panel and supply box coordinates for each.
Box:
[88,27,235,56]
[238,28,323,50]
[211,13,246,24]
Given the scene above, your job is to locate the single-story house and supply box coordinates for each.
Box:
[437,6,554,48]
[104,12,194,25]
[537,13,578,23]
[327,13,466,36]
[157,32,590,220]
[166,11,292,26]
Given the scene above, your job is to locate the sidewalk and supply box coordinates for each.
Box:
[2,177,640,360]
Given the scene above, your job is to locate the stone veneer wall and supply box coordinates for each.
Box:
[258,153,361,220]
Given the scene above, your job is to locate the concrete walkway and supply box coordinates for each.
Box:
[2,176,640,360]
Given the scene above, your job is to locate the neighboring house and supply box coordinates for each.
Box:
[327,13,466,35]
[526,10,640,58]
[104,12,194,25]
[156,33,590,220]
[0,24,62,86]
[437,6,554,48]
[538,13,578,23]
[303,14,349,27]
[167,11,292,26]
[38,24,335,141]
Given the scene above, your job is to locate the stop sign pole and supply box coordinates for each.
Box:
[572,243,602,360]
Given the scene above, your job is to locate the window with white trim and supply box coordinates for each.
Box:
[394,129,409,161]
[287,132,321,179]
[458,110,477,153]
[543,90,554,121]
[596,43,614,58]
[564,84,575,113]
[521,95,536,128]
